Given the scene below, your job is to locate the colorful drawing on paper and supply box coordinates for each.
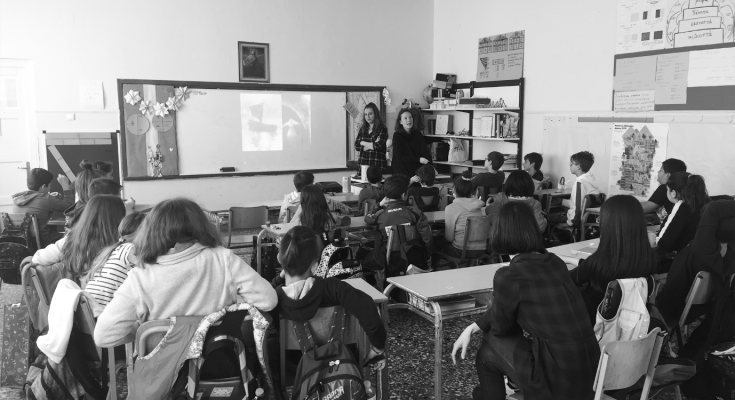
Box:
[666,0,735,48]
[608,123,669,200]
[476,31,525,82]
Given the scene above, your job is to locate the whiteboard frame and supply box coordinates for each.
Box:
[117,79,384,181]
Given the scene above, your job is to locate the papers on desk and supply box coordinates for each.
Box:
[408,293,477,315]
[570,246,597,258]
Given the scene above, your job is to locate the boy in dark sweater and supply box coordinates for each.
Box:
[12,168,74,246]
[471,151,505,193]
[273,226,386,368]
[407,165,443,212]
[358,165,384,212]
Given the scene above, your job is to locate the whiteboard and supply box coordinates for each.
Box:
[541,114,735,197]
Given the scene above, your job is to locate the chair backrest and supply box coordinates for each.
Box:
[476,186,500,203]
[286,205,299,223]
[228,206,268,230]
[593,328,665,399]
[363,199,377,216]
[461,215,492,253]
[386,224,421,253]
[136,319,176,357]
[679,271,716,328]
[74,295,103,362]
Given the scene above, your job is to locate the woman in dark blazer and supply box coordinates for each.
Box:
[391,108,431,177]
[451,202,600,400]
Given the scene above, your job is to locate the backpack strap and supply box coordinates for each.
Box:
[293,321,316,354]
[43,362,75,400]
[328,306,346,343]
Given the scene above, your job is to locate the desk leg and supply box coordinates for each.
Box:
[430,301,443,400]
[256,229,266,276]
[376,302,389,400]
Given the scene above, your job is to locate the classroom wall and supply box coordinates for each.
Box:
[0,0,434,204]
[432,0,617,164]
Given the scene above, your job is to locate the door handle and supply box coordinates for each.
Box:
[17,166,28,169]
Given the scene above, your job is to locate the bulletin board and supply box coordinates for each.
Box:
[117,79,383,181]
[613,0,735,111]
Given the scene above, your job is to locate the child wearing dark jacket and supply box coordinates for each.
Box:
[273,226,386,368]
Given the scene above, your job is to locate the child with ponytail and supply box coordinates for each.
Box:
[85,212,146,309]
[274,226,386,369]
[438,170,487,258]
[655,171,710,253]
[64,159,105,228]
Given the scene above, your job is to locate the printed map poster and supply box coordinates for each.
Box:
[608,123,669,201]
[347,92,380,161]
[476,31,524,82]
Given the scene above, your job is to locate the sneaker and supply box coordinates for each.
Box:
[406,264,431,275]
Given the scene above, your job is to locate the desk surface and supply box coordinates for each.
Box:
[387,263,507,301]
[345,278,388,304]
[132,199,284,214]
[548,224,658,258]
[534,187,572,196]
[261,210,445,236]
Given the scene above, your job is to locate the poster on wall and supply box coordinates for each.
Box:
[616,0,735,55]
[608,123,669,201]
[476,31,524,82]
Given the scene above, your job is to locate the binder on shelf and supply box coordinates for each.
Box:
[481,116,495,138]
[436,115,453,135]
[472,118,482,137]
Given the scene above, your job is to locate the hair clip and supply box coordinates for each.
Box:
[461,176,472,181]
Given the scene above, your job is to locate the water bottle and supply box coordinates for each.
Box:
[254,388,265,399]
[558,177,566,190]
[364,380,376,400]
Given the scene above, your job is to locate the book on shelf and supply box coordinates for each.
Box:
[481,116,495,138]
[458,97,491,104]
[436,115,453,135]
[472,118,482,137]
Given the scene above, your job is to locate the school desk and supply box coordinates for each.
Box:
[255,211,446,275]
[344,278,389,399]
[383,263,507,399]
[548,225,659,259]
[534,187,572,215]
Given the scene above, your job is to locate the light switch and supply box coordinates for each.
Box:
[66,113,75,121]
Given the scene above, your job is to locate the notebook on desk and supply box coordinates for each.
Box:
[571,246,597,258]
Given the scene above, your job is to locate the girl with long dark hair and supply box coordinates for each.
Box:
[291,184,336,237]
[354,102,389,173]
[65,159,105,228]
[391,108,431,177]
[655,172,710,253]
[559,195,658,323]
[452,202,599,399]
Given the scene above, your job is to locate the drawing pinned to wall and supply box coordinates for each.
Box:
[617,0,668,54]
[608,123,669,200]
[666,0,735,48]
[476,31,524,82]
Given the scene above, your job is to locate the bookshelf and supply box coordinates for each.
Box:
[423,78,525,174]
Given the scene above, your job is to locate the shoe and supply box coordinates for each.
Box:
[406,264,431,275]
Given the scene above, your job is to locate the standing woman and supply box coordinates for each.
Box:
[354,103,389,173]
[451,202,599,400]
[391,108,432,177]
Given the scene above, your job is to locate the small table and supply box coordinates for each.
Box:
[344,278,389,399]
[383,263,506,399]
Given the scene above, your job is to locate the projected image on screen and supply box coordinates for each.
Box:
[240,92,311,152]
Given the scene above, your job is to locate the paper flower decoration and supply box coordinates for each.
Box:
[124,90,141,106]
[153,102,169,117]
[166,96,181,112]
[175,86,190,102]
[138,100,153,115]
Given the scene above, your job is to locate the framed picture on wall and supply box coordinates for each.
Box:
[238,41,270,83]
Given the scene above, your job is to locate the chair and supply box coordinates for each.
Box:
[549,182,602,243]
[226,206,268,248]
[285,205,299,223]
[408,193,441,212]
[434,215,493,269]
[279,306,368,391]
[0,212,41,251]
[677,271,716,347]
[76,296,118,400]
[476,186,500,203]
[363,198,377,216]
[593,328,665,400]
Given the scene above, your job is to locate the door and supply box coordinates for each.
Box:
[0,60,37,213]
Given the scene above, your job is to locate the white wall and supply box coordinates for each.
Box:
[433,0,617,158]
[0,0,434,205]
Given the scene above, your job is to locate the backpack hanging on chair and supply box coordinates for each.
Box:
[291,307,366,400]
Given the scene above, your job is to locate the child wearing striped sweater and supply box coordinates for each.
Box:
[85,212,146,308]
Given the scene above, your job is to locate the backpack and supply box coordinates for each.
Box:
[291,307,366,400]
[314,243,362,280]
[251,236,280,283]
[1,212,37,253]
[594,278,651,348]
[0,242,32,284]
[385,223,429,277]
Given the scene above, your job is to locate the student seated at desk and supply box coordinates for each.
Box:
[12,167,75,247]
[436,171,486,258]
[94,198,277,347]
[653,172,710,254]
[278,171,314,223]
[290,185,336,242]
[32,195,127,272]
[273,226,386,369]
[451,202,599,400]
[522,152,550,189]
[64,160,105,229]
[558,195,657,324]
[407,165,443,212]
[471,151,505,194]
[485,171,546,232]
[549,151,600,226]
[357,166,384,212]
[85,212,145,309]
[640,158,687,216]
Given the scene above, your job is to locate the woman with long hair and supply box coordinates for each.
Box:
[95,197,277,347]
[64,159,105,228]
[559,195,658,323]
[354,102,389,173]
[61,195,127,281]
[655,172,710,253]
[452,202,599,400]
[391,108,432,177]
[291,184,336,239]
